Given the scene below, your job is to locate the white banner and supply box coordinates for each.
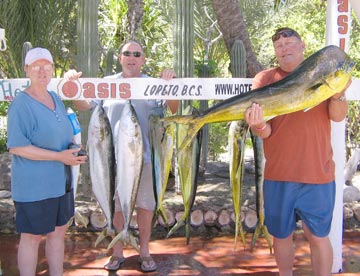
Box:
[1,77,359,102]
[0,78,253,101]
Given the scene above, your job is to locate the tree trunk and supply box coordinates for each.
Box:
[211,0,263,77]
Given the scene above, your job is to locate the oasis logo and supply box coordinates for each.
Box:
[57,79,131,99]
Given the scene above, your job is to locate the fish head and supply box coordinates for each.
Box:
[325,56,355,93]
[303,48,355,106]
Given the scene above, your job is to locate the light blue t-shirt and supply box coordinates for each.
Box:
[7,91,73,202]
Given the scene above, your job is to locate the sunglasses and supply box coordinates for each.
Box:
[28,64,53,72]
[121,51,142,58]
[272,29,301,42]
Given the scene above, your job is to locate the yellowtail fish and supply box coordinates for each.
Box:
[87,102,116,247]
[108,101,143,252]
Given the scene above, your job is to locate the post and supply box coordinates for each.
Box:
[325,0,352,272]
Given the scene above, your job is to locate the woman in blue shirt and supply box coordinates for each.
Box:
[7,47,87,276]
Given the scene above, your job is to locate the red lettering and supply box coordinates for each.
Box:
[119,83,131,99]
[82,82,95,98]
[338,15,348,34]
[339,38,346,50]
[97,83,109,98]
[110,83,117,98]
[337,0,348,12]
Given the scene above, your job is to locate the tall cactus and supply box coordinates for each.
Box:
[174,0,194,78]
[104,48,116,76]
[173,0,195,193]
[22,42,33,77]
[230,39,246,78]
[76,0,100,196]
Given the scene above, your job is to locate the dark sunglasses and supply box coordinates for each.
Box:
[272,29,301,42]
[121,51,142,57]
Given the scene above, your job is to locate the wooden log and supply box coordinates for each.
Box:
[157,208,176,227]
[190,209,204,227]
[204,210,218,226]
[175,211,184,222]
[217,209,231,226]
[89,210,107,230]
[230,210,245,223]
[244,208,258,229]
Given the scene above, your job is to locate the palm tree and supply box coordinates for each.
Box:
[0,0,76,78]
[211,0,263,77]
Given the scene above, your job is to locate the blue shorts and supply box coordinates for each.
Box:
[14,190,74,235]
[263,180,335,239]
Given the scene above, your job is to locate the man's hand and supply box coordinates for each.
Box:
[245,103,265,128]
[159,68,176,80]
[64,69,82,80]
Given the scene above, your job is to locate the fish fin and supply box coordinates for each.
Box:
[303,105,316,112]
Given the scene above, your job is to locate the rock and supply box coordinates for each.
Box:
[0,190,11,198]
[343,186,360,202]
[344,206,354,219]
[352,203,360,221]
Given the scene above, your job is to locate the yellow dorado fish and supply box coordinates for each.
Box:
[164,45,355,151]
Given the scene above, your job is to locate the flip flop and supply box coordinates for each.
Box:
[104,256,126,271]
[138,256,157,272]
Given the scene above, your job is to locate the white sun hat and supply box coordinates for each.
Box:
[25,47,53,65]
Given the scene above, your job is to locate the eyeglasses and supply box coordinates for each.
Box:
[28,64,53,72]
[121,51,142,58]
[272,28,301,42]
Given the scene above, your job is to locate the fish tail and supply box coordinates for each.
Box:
[158,206,169,227]
[107,230,126,250]
[95,230,107,247]
[178,121,205,152]
[185,217,191,245]
[166,213,186,239]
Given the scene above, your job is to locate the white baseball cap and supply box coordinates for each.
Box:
[25,47,53,65]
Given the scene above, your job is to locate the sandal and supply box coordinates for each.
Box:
[138,256,157,272]
[104,256,126,271]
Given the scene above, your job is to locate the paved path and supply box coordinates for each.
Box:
[1,231,360,275]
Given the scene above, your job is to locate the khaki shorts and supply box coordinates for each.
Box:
[114,162,155,212]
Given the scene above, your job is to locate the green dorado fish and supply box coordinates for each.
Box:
[87,102,116,247]
[149,109,176,226]
[228,120,249,250]
[108,101,143,252]
[163,45,355,151]
[166,106,202,244]
[249,134,272,252]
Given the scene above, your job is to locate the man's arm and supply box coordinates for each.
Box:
[328,80,351,122]
[160,68,179,114]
